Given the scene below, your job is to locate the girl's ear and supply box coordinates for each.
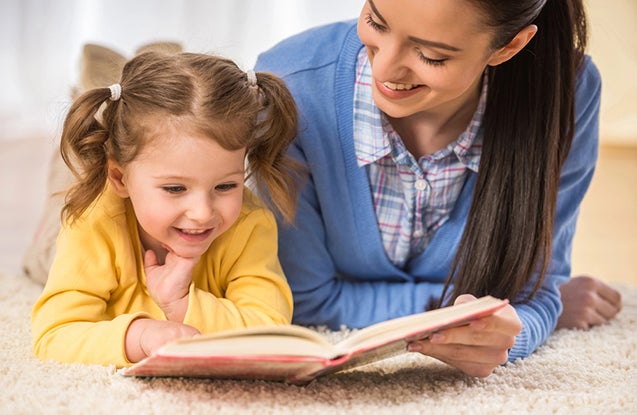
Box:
[107,159,130,198]
[487,24,538,66]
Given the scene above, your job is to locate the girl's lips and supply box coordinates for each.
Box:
[375,79,424,99]
[176,228,213,242]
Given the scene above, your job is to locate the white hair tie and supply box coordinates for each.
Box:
[246,69,257,88]
[108,83,122,101]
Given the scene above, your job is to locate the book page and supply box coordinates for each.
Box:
[156,324,341,360]
[333,296,506,354]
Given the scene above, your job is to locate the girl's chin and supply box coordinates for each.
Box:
[172,248,208,259]
[162,242,209,260]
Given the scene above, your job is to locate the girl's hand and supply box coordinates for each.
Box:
[125,318,200,363]
[144,249,200,322]
[407,294,521,378]
[556,275,622,330]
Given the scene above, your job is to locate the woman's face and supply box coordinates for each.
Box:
[357,0,500,119]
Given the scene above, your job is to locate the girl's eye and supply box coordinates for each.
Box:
[162,185,186,194]
[216,183,238,192]
[365,13,386,32]
[417,50,447,67]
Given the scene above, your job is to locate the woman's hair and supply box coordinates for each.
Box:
[60,51,300,224]
[439,0,588,306]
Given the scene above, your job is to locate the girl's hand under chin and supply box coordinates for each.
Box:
[407,294,522,378]
[143,248,200,322]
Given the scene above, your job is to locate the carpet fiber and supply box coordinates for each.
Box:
[2,272,636,414]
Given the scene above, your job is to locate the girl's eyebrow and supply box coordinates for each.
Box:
[368,0,463,53]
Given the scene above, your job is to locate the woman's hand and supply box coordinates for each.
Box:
[125,318,200,363]
[407,294,521,378]
[556,275,622,330]
[144,249,200,322]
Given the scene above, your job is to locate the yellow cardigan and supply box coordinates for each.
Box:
[31,186,293,367]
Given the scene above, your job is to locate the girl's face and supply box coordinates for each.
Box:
[357,0,500,119]
[109,122,245,261]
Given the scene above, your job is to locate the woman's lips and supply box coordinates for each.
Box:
[375,79,424,99]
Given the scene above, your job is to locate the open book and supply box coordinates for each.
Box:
[122,296,507,384]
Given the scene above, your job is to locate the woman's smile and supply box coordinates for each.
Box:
[375,79,425,99]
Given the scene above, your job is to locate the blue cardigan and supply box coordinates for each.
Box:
[255,21,600,360]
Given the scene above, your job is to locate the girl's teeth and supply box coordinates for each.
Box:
[383,81,417,91]
[181,229,206,235]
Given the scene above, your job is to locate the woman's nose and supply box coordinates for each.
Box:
[370,42,409,81]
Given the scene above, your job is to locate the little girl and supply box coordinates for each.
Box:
[31,51,300,367]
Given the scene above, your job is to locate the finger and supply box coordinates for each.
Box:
[431,325,516,349]
[593,293,622,321]
[413,341,508,377]
[582,308,608,328]
[471,306,522,337]
[144,249,158,267]
[435,354,504,378]
[596,284,622,310]
[454,294,478,305]
[165,251,200,270]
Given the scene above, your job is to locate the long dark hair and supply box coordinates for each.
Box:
[439,0,588,306]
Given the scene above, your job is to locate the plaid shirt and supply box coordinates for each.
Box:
[353,49,486,267]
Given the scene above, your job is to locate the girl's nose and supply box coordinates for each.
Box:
[186,193,215,223]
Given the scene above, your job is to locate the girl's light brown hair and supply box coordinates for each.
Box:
[60,51,300,224]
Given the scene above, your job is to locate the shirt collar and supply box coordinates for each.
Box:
[353,49,486,172]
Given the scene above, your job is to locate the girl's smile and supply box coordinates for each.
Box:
[174,226,214,242]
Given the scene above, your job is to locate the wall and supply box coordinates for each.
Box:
[586,0,637,145]
[1,1,635,145]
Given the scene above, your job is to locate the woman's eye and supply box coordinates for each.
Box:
[365,13,386,32]
[417,51,447,67]
[162,185,186,194]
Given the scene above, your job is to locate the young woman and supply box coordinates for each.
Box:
[31,51,300,367]
[255,0,622,377]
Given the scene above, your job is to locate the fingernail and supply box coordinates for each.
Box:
[431,333,445,343]
[407,343,422,352]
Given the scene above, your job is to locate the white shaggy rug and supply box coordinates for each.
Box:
[2,272,636,415]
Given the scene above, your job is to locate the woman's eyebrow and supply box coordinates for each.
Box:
[407,36,462,52]
[368,0,462,53]
[368,0,388,26]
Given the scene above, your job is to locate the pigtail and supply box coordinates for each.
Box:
[59,88,115,224]
[245,72,302,223]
